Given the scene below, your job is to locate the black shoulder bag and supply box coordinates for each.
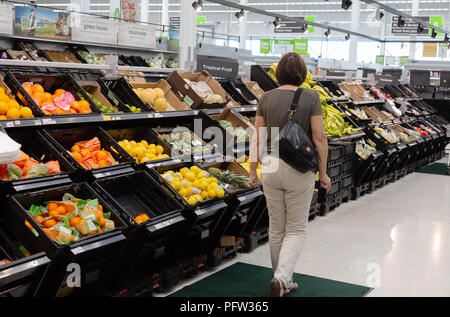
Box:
[278,88,318,173]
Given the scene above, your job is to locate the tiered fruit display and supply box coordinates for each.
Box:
[0,87,33,120]
[69,137,117,170]
[0,150,61,181]
[117,139,169,163]
[25,194,115,245]
[133,87,169,112]
[237,156,261,180]
[206,167,250,190]
[77,92,118,113]
[160,165,225,205]
[19,83,91,115]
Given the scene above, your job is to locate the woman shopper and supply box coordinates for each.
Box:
[248,52,331,297]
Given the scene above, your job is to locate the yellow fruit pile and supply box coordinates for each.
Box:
[0,87,33,120]
[117,139,169,163]
[161,165,225,205]
[238,156,261,180]
[133,87,169,112]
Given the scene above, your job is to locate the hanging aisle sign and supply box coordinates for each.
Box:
[391,16,429,35]
[260,39,271,54]
[273,40,294,54]
[400,56,409,66]
[429,16,443,36]
[423,42,437,57]
[293,39,308,55]
[375,55,385,65]
[118,23,156,48]
[71,15,118,45]
[0,3,13,35]
[305,16,315,33]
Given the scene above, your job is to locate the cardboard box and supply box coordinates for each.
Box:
[78,80,116,111]
[220,236,236,247]
[0,76,18,101]
[130,79,191,112]
[211,107,254,130]
[167,70,237,109]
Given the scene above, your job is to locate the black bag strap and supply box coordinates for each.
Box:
[288,88,303,120]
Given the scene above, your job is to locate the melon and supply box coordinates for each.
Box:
[154,88,165,98]
[153,97,168,111]
[140,89,156,105]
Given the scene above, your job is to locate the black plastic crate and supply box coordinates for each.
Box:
[341,174,353,188]
[250,65,279,92]
[4,72,101,117]
[328,145,343,161]
[98,77,153,113]
[341,160,353,173]
[14,40,48,62]
[0,129,76,192]
[104,126,180,167]
[330,141,356,158]
[42,126,133,180]
[93,170,187,291]
[328,164,341,179]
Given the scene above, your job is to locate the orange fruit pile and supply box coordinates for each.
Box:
[19,83,91,115]
[25,197,115,245]
[69,137,117,170]
[134,213,150,224]
[0,86,33,120]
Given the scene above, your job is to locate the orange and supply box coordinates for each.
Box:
[35,215,44,223]
[63,203,75,213]
[78,100,90,109]
[93,211,102,222]
[43,92,53,102]
[97,204,103,213]
[70,217,81,226]
[43,219,57,228]
[0,94,9,102]
[25,220,33,230]
[72,152,82,162]
[98,217,106,227]
[96,150,108,161]
[49,210,59,217]
[56,206,66,215]
[47,202,58,211]
[42,228,52,236]
[6,108,20,119]
[0,115,7,120]
[32,84,44,94]
[54,89,65,96]
[32,96,41,107]
[20,107,33,118]
[97,160,107,167]
[0,101,7,115]
[32,91,44,101]
[7,100,20,109]
[97,228,104,233]
[70,235,75,241]
[71,144,81,152]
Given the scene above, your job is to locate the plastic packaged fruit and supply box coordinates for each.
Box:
[134,213,150,224]
[24,194,115,245]
[69,137,117,170]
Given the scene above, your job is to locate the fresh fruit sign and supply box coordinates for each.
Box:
[293,39,308,55]
[260,39,271,54]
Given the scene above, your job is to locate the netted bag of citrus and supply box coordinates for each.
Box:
[117,139,169,163]
[0,86,33,120]
[161,165,225,205]
[24,193,115,245]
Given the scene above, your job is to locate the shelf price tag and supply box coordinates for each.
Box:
[42,118,56,125]
[6,121,14,127]
[147,113,154,118]
[154,113,163,118]
[34,120,42,125]
[103,115,111,121]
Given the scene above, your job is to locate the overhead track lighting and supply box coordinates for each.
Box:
[301,24,308,34]
[345,33,350,41]
[417,24,424,33]
[192,0,203,12]
[397,16,406,27]
[431,28,437,39]
[341,0,352,10]
[445,34,449,43]
[273,17,280,29]
[235,9,245,22]
[375,7,384,21]
[324,29,331,38]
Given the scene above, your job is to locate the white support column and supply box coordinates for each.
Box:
[409,0,419,59]
[140,0,148,23]
[379,22,386,55]
[348,0,360,64]
[70,0,89,14]
[161,0,169,27]
[239,0,248,49]
[179,0,197,70]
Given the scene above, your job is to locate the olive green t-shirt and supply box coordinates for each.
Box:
[256,88,322,154]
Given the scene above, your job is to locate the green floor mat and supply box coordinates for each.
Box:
[169,262,372,297]
[416,163,449,176]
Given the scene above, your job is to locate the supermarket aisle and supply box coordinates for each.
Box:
[160,165,450,297]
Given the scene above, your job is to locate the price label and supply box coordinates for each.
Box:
[34,120,42,125]
[147,113,154,118]
[42,118,56,125]
[154,113,163,118]
[6,121,14,127]
[103,115,111,121]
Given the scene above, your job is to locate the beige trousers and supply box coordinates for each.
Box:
[261,155,315,289]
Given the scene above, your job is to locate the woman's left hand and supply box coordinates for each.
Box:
[249,172,259,188]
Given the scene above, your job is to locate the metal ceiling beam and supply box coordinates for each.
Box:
[204,0,384,42]
[360,0,449,36]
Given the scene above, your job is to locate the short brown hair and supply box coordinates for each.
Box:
[275,52,307,86]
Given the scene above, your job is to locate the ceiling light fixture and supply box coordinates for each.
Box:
[235,9,245,22]
[397,16,406,27]
[345,33,350,40]
[273,17,280,28]
[301,24,308,33]
[191,0,203,12]
[375,7,384,21]
[445,34,449,42]
[417,24,424,33]
[324,29,331,38]
[341,0,352,10]
[431,28,437,38]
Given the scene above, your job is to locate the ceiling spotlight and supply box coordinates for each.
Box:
[273,17,280,29]
[191,0,202,12]
[341,0,352,10]
[375,7,384,21]
[445,34,449,43]
[397,16,405,27]
[400,42,405,49]
[431,28,437,39]
[235,9,245,22]
[417,24,424,33]
[324,29,331,38]
[345,33,350,41]
[301,24,308,34]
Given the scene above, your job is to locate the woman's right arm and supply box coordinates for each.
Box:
[311,114,331,192]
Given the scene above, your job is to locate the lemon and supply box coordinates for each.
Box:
[187,196,198,205]
[193,194,202,201]
[209,177,218,184]
[140,157,150,163]
[196,171,205,179]
[185,186,193,196]
[140,140,148,148]
[185,172,196,182]
[162,154,169,158]
[179,188,188,197]
[148,148,157,155]
[216,188,225,198]
[149,143,156,148]
[167,170,174,175]
[149,154,158,160]
[173,179,182,190]
[208,183,218,191]
[135,147,144,159]
[199,179,208,191]
[200,191,208,200]
[156,145,164,155]
[19,107,33,118]
[207,189,216,198]
[6,108,20,120]
[180,167,189,176]
[192,179,202,188]
[190,166,200,174]
[130,140,136,146]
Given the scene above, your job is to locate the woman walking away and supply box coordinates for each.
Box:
[248,52,331,297]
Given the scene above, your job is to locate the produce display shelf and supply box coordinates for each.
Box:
[117,66,181,73]
[0,59,110,71]
[352,99,386,105]
[328,131,366,142]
